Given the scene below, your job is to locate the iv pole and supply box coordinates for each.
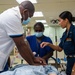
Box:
[55,27,58,69]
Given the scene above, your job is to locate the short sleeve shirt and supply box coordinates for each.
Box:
[0,6,24,71]
[59,24,75,55]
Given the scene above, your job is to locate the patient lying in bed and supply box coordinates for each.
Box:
[0,64,60,75]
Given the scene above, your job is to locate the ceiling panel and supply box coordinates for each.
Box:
[0,0,18,4]
[0,0,75,27]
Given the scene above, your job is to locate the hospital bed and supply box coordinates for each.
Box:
[0,58,67,75]
[0,64,60,75]
[0,55,67,75]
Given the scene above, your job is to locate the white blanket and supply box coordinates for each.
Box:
[0,64,60,75]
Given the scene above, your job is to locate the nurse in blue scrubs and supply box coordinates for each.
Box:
[40,11,75,75]
[26,22,54,64]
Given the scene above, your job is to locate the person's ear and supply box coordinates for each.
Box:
[65,18,68,22]
[23,9,29,13]
[65,18,69,25]
[23,9,29,20]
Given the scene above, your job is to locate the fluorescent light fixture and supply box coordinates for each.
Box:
[29,0,37,3]
[33,12,43,17]
[35,20,47,23]
[44,24,48,26]
[16,0,37,4]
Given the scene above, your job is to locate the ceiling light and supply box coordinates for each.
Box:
[44,24,48,26]
[33,12,43,17]
[29,0,37,3]
[35,20,47,23]
[16,0,37,4]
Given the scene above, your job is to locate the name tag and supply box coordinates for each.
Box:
[66,38,72,41]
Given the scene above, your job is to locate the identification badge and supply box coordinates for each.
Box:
[66,38,72,41]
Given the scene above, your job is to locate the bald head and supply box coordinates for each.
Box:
[20,1,35,12]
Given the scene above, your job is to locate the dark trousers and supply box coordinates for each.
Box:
[66,57,75,75]
[0,62,8,73]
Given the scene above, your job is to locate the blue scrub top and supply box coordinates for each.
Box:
[59,24,75,55]
[26,35,54,63]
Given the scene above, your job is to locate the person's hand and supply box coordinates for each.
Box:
[71,69,75,75]
[71,63,75,75]
[40,42,50,48]
[71,71,75,75]
[33,57,47,65]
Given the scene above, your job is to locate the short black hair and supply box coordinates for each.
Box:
[34,22,45,31]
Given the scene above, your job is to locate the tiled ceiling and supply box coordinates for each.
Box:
[0,0,75,27]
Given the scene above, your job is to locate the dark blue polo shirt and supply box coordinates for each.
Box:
[59,24,75,55]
